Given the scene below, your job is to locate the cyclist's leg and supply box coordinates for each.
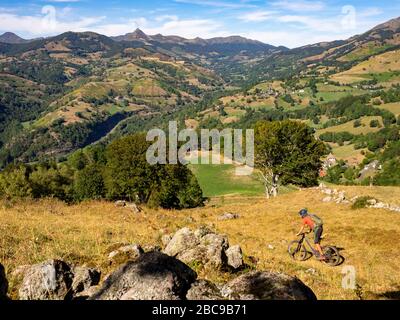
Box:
[314,226,325,258]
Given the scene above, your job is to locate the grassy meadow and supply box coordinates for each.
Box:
[1,185,400,300]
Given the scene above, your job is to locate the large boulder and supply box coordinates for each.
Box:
[186,280,223,300]
[0,263,8,300]
[163,227,231,269]
[221,271,317,300]
[89,252,197,300]
[163,228,199,257]
[18,260,74,300]
[226,245,244,270]
[198,233,229,268]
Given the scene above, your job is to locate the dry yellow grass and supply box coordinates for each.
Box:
[331,49,400,84]
[1,186,400,300]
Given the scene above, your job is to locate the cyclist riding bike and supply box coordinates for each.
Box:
[296,209,326,261]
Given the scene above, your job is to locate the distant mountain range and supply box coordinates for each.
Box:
[1,27,284,48]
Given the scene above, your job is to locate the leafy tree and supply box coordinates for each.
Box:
[0,165,32,198]
[105,133,157,202]
[74,164,106,200]
[254,120,326,198]
[375,159,400,186]
[104,133,204,208]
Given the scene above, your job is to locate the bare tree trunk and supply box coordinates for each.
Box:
[265,185,270,199]
[271,174,279,197]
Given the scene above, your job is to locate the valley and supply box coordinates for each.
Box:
[1,12,400,302]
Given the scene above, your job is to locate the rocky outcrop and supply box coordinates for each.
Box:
[318,184,400,212]
[89,252,197,300]
[19,260,74,300]
[17,260,100,300]
[9,229,317,301]
[0,263,8,300]
[220,271,317,300]
[186,280,223,300]
[163,227,244,270]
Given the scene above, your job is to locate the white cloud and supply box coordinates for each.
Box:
[271,0,325,12]
[239,10,276,22]
[174,0,255,9]
[86,17,226,39]
[155,15,179,23]
[359,7,383,18]
[240,30,356,48]
[145,18,227,39]
[0,12,105,36]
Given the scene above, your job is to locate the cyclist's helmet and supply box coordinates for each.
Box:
[299,209,308,217]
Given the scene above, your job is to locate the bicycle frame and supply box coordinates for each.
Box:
[299,233,319,257]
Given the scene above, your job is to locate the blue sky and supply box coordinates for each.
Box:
[0,0,399,47]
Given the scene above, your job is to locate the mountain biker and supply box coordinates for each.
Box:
[296,209,326,261]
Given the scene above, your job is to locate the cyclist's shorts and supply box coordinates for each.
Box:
[314,225,323,244]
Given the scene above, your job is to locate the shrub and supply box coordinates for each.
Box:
[351,196,376,210]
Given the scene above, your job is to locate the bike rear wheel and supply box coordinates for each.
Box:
[288,241,308,261]
[323,246,341,266]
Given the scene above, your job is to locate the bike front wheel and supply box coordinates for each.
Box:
[288,241,308,261]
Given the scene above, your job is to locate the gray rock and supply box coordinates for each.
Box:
[186,280,223,300]
[164,227,231,269]
[163,228,199,257]
[0,263,8,300]
[108,244,144,264]
[89,252,197,300]
[74,285,100,300]
[198,233,229,269]
[115,200,127,207]
[126,202,142,214]
[350,196,359,203]
[18,260,74,300]
[221,271,317,300]
[194,225,214,239]
[322,196,332,203]
[322,189,333,195]
[71,266,101,295]
[218,212,240,221]
[226,245,244,270]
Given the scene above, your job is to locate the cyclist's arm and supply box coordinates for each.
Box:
[296,225,305,236]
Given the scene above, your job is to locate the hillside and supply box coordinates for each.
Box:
[248,17,400,82]
[0,32,30,44]
[0,17,399,178]
[0,31,226,165]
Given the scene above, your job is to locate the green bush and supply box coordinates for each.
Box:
[351,196,376,210]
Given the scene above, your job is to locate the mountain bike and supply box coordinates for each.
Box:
[288,232,342,267]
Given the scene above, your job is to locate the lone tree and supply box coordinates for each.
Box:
[254,120,326,198]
